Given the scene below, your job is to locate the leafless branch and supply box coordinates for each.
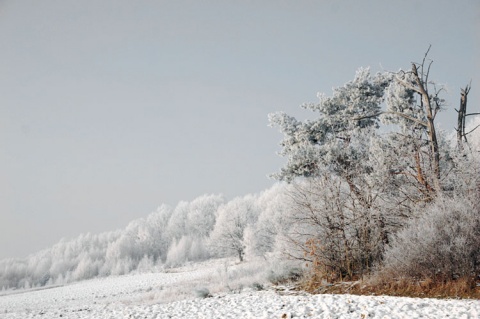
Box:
[464,124,480,137]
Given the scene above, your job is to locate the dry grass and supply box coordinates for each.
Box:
[301,275,480,299]
[355,276,480,299]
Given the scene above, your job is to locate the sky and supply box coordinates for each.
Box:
[0,0,479,259]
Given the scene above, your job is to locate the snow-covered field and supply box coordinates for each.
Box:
[0,258,478,319]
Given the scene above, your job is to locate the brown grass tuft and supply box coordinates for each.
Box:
[355,276,480,299]
[301,275,480,299]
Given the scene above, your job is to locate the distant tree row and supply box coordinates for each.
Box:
[0,185,300,290]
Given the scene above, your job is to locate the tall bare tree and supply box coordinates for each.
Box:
[392,47,443,193]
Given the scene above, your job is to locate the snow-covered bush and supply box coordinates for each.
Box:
[283,176,387,282]
[265,259,303,285]
[382,196,480,281]
[194,287,211,298]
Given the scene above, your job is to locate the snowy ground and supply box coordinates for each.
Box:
[0,258,478,319]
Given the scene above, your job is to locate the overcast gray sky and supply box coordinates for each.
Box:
[1,0,479,259]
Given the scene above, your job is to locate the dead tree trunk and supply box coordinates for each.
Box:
[410,62,441,193]
[456,84,472,150]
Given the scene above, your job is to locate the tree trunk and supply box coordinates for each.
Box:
[412,63,441,193]
[457,85,471,150]
[238,249,244,262]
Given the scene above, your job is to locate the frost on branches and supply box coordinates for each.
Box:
[269,57,480,283]
[268,68,387,183]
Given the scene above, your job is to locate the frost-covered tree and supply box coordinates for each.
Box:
[269,52,472,282]
[209,195,259,262]
[269,68,387,185]
[246,183,294,258]
[165,235,209,267]
[165,201,190,241]
[185,194,224,239]
[163,194,224,266]
[269,68,393,279]
[270,62,451,203]
[104,203,173,270]
[381,61,447,197]
[166,194,224,242]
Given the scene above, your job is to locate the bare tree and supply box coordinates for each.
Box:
[455,83,479,150]
[392,47,443,193]
[351,48,447,196]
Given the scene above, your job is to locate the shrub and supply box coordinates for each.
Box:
[194,287,211,298]
[285,176,387,283]
[382,196,480,281]
[251,282,264,291]
[266,260,303,285]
